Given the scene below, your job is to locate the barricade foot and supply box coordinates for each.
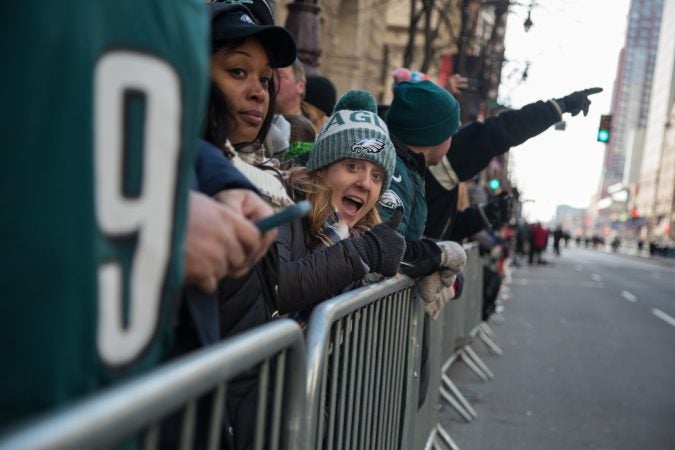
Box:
[435,424,461,450]
[459,348,490,382]
[439,384,473,422]
[480,322,494,336]
[491,311,505,324]
[479,327,503,356]
[441,374,477,420]
[425,424,460,450]
[463,346,494,379]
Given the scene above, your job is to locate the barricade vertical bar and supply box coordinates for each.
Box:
[316,342,331,449]
[368,302,383,450]
[398,289,412,442]
[378,300,390,449]
[378,296,393,449]
[269,351,286,450]
[144,424,159,450]
[385,293,398,450]
[336,316,352,450]
[344,310,361,450]
[326,320,343,450]
[402,296,424,450]
[360,304,376,450]
[388,292,404,448]
[179,400,196,450]
[254,359,270,450]
[385,293,399,449]
[207,383,226,450]
[350,308,367,450]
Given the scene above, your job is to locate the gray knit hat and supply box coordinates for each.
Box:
[306,90,396,193]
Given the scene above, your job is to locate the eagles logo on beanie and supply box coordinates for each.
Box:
[307,90,396,193]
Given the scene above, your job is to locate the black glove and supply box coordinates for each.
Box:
[480,192,512,228]
[554,87,603,117]
[352,208,406,276]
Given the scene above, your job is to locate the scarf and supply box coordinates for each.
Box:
[291,213,383,329]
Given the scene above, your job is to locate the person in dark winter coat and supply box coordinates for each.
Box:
[170,4,299,449]
[277,90,406,323]
[424,87,603,241]
[378,80,468,408]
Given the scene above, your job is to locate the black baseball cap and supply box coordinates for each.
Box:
[209,3,297,68]
[212,0,275,25]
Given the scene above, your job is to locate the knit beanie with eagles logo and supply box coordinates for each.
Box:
[306,90,396,193]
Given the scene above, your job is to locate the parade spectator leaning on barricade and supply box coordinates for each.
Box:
[276,90,406,328]
[1,0,280,438]
[170,4,299,449]
[376,80,468,408]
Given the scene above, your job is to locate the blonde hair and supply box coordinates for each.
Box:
[288,167,381,237]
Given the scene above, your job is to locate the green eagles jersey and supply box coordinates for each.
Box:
[0,1,209,430]
[378,156,428,241]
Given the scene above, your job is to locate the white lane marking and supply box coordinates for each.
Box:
[591,273,602,282]
[621,290,637,302]
[652,309,675,328]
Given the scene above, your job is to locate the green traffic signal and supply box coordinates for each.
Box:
[488,178,501,190]
[597,114,611,143]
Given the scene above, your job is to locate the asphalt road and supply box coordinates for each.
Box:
[438,247,675,450]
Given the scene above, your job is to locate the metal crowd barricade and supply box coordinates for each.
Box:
[303,276,421,450]
[0,319,306,450]
[418,243,486,449]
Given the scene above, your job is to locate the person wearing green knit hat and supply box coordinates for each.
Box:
[379,79,460,241]
[377,79,467,411]
[275,89,406,327]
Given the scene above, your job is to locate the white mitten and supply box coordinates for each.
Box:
[417,272,445,320]
[437,241,467,273]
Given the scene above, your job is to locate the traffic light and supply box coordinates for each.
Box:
[597,114,611,143]
[488,178,501,190]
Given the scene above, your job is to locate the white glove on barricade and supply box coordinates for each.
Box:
[418,241,467,320]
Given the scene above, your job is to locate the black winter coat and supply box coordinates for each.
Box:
[276,216,369,315]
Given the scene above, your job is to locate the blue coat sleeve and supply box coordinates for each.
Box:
[194,138,257,195]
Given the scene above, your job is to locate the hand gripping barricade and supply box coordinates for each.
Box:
[0,320,306,450]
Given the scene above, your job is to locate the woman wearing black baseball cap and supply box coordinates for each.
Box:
[205,3,296,156]
[197,5,297,450]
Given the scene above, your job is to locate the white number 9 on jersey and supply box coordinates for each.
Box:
[94,51,181,367]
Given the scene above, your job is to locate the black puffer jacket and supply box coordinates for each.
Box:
[276,216,369,315]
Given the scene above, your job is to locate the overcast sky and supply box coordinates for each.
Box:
[499,0,631,222]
